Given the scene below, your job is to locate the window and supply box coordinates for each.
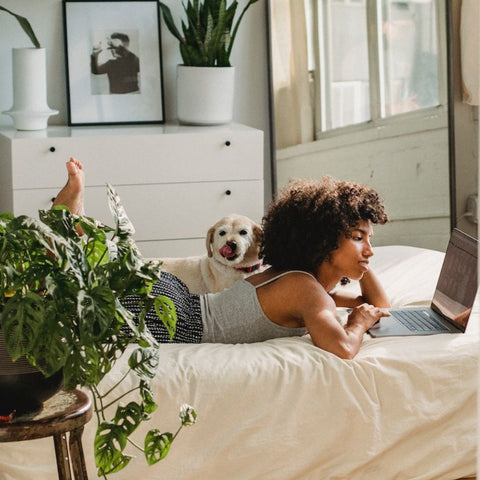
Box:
[307,0,444,133]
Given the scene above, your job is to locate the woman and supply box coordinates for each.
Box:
[55,158,391,359]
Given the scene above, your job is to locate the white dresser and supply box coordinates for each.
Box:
[0,123,264,257]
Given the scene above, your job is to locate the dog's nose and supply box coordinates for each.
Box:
[226,240,237,252]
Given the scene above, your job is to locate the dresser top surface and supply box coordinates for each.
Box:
[0,122,262,141]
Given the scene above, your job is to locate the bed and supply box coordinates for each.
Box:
[0,245,478,480]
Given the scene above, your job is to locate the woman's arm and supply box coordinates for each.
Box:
[358,270,391,307]
[304,291,388,359]
[330,270,391,309]
[283,278,387,359]
[258,272,389,359]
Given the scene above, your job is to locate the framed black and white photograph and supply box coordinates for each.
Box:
[63,0,165,126]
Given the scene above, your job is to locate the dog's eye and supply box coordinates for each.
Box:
[219,230,226,236]
[239,229,248,235]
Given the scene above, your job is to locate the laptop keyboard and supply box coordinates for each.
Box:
[394,310,449,332]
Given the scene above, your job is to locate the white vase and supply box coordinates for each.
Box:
[176,65,235,125]
[2,48,58,131]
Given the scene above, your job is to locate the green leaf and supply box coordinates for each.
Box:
[144,430,173,465]
[159,2,185,43]
[114,401,146,435]
[77,286,116,341]
[154,295,177,341]
[0,292,45,360]
[107,184,135,238]
[62,334,128,389]
[0,6,41,48]
[228,0,259,58]
[39,207,78,240]
[95,422,132,475]
[139,380,157,414]
[160,0,258,66]
[26,307,69,377]
[128,346,159,380]
[84,237,109,268]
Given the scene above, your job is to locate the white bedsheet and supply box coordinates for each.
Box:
[0,246,478,480]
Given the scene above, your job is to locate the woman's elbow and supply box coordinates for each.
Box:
[335,342,358,359]
[312,339,358,360]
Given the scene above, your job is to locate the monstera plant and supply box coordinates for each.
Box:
[0,185,196,478]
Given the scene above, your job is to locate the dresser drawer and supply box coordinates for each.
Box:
[13,180,264,242]
[1,123,265,259]
[9,126,263,189]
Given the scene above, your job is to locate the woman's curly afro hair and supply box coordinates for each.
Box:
[261,176,388,272]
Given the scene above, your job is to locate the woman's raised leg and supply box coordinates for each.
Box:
[52,157,85,216]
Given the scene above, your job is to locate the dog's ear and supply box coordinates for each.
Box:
[253,223,264,257]
[206,226,216,257]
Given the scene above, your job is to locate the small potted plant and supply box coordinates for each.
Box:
[0,5,57,130]
[159,0,259,125]
[0,185,196,477]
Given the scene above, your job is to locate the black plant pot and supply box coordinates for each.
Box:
[0,332,63,416]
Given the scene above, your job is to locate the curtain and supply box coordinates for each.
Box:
[270,0,314,149]
[460,0,480,105]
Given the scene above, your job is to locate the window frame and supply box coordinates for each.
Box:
[309,0,448,141]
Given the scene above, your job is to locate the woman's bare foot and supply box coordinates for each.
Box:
[52,158,85,216]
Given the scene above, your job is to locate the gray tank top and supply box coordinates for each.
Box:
[200,271,311,343]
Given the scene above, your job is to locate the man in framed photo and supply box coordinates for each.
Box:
[91,32,140,94]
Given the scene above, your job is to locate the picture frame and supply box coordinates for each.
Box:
[63,0,165,126]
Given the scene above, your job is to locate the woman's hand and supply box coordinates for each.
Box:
[346,303,390,331]
[330,270,391,309]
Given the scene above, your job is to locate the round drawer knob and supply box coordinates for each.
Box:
[225,140,231,147]
[49,146,56,152]
[225,189,232,196]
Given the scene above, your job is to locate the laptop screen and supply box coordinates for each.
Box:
[432,229,478,331]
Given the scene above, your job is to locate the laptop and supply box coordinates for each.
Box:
[368,228,478,337]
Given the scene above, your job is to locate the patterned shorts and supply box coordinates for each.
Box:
[121,271,203,343]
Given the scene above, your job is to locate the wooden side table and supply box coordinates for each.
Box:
[0,389,93,480]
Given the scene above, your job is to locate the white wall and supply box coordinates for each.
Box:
[276,112,451,251]
[0,1,477,248]
[0,0,272,198]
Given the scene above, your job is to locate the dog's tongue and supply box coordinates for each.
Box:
[220,244,234,258]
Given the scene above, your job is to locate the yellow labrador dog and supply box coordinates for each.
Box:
[161,214,263,294]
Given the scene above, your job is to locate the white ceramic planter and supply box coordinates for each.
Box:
[177,65,235,125]
[2,48,58,131]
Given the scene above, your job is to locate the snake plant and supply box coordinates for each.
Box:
[160,0,259,67]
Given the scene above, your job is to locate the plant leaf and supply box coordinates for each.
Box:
[159,2,185,43]
[26,306,70,377]
[144,430,173,465]
[77,285,116,341]
[106,184,135,238]
[114,401,146,436]
[228,0,259,58]
[95,422,132,475]
[0,292,45,360]
[160,0,258,66]
[0,6,41,48]
[127,346,159,380]
[139,380,157,414]
[154,295,177,341]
